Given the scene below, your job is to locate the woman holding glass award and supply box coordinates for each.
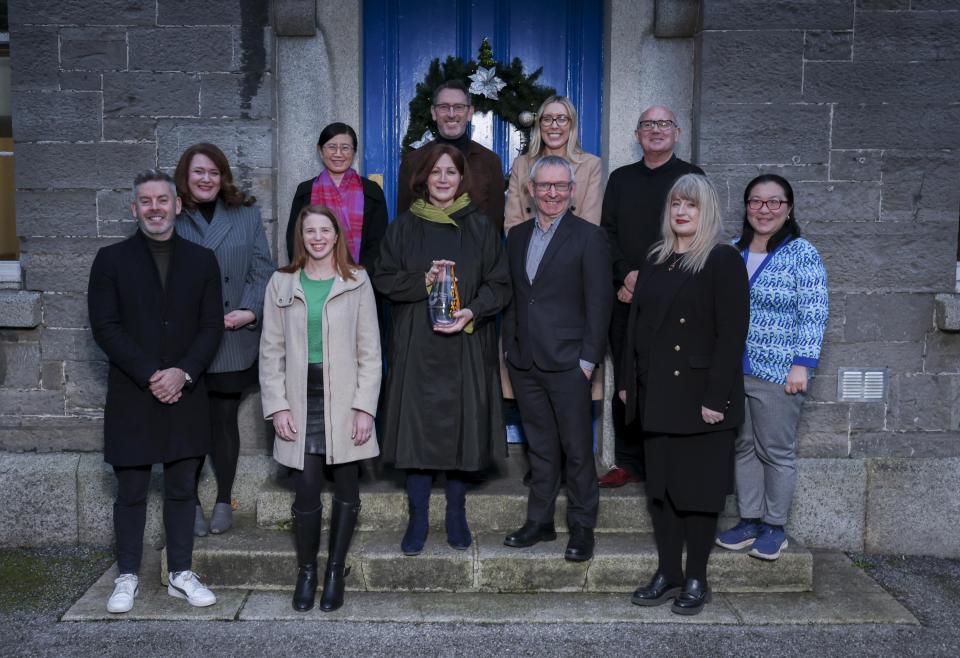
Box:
[374,142,511,556]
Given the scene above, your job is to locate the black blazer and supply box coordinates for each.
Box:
[503,211,612,371]
[88,231,224,466]
[285,175,388,272]
[621,244,749,435]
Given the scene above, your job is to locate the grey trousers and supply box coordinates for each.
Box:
[734,375,805,526]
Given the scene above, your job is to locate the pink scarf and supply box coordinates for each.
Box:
[311,168,364,263]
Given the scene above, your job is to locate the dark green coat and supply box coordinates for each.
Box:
[373,205,511,470]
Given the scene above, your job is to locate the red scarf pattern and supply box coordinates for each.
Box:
[311,168,364,263]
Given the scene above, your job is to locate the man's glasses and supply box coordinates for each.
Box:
[533,182,572,192]
[434,103,470,114]
[638,119,676,132]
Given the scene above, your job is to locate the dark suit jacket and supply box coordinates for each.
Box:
[503,211,612,371]
[285,175,388,272]
[620,244,749,435]
[397,140,505,232]
[88,231,224,466]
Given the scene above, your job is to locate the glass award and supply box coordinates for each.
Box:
[428,263,461,327]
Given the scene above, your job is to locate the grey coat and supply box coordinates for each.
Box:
[176,200,276,374]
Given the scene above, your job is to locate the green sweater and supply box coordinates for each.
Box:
[300,271,335,364]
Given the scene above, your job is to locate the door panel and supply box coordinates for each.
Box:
[363,0,603,219]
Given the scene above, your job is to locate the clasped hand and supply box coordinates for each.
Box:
[149,368,186,404]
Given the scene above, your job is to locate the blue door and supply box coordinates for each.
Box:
[363,0,604,218]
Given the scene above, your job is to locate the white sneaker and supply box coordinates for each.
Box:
[168,570,217,607]
[106,573,139,613]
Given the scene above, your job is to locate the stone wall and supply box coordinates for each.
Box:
[1,0,274,453]
[695,0,960,458]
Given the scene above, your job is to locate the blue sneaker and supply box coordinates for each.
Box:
[715,519,761,550]
[749,524,788,560]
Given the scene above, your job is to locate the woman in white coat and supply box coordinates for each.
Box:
[259,204,381,613]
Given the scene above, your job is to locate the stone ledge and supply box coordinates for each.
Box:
[0,290,41,328]
[654,0,700,38]
[273,0,315,36]
[934,293,960,331]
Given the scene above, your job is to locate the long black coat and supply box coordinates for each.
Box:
[620,244,749,511]
[88,231,224,466]
[373,204,511,471]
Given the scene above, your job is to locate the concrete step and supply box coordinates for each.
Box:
[65,551,917,625]
[255,479,739,533]
[164,523,812,593]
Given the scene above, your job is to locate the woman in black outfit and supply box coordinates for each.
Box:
[618,174,749,615]
[285,122,388,274]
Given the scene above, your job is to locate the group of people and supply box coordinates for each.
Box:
[88,77,828,618]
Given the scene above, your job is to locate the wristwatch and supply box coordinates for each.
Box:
[183,370,193,385]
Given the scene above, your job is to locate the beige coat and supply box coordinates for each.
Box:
[259,268,381,469]
[503,152,603,234]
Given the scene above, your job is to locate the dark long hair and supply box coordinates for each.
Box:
[408,143,471,203]
[280,204,357,280]
[735,173,801,252]
[174,142,255,210]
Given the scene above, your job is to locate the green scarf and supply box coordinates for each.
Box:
[409,194,472,226]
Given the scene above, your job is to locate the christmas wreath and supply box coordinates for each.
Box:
[401,39,556,154]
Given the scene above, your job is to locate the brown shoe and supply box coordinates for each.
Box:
[598,465,639,488]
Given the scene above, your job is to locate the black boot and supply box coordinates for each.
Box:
[320,498,360,612]
[292,504,323,611]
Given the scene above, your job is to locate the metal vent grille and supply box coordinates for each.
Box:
[837,368,889,401]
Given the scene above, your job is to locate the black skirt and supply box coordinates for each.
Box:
[305,363,326,455]
[206,361,260,394]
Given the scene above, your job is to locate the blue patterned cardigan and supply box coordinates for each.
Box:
[739,237,829,385]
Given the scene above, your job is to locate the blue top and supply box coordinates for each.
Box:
[739,237,829,385]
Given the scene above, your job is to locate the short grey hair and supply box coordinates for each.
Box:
[132,169,176,199]
[528,155,574,184]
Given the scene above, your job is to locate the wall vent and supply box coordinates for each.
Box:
[837,368,889,402]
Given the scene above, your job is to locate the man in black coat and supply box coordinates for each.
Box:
[599,105,705,487]
[501,156,612,562]
[88,170,224,614]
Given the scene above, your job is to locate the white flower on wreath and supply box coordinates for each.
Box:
[410,130,435,150]
[468,66,507,100]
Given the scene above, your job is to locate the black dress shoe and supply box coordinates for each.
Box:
[564,525,595,562]
[670,577,712,615]
[504,520,557,547]
[631,573,682,607]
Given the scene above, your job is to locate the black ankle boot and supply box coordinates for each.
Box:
[292,504,323,611]
[320,498,361,612]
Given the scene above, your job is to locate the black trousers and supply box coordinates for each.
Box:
[509,363,598,528]
[194,391,242,505]
[648,492,719,584]
[114,456,201,575]
[609,298,646,478]
[293,454,360,511]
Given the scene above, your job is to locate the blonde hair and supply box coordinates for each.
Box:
[527,95,586,164]
[649,174,724,274]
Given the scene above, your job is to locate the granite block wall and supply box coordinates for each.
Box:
[1,0,274,453]
[695,1,960,459]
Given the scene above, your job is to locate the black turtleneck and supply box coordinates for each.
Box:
[146,236,174,291]
[436,131,472,156]
[198,200,217,224]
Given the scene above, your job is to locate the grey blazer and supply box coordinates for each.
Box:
[176,200,276,374]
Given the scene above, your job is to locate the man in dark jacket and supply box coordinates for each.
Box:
[397,80,505,231]
[600,105,705,487]
[88,170,224,614]
[501,156,612,562]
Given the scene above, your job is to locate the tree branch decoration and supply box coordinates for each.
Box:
[402,39,556,154]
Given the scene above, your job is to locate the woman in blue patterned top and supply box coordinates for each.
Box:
[715,174,828,561]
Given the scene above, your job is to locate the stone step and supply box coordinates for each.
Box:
[65,551,917,625]
[164,523,812,593]
[256,480,739,533]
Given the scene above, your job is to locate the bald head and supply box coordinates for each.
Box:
[636,105,679,165]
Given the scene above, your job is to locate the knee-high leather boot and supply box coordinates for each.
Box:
[319,498,360,612]
[400,471,432,556]
[292,503,323,611]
